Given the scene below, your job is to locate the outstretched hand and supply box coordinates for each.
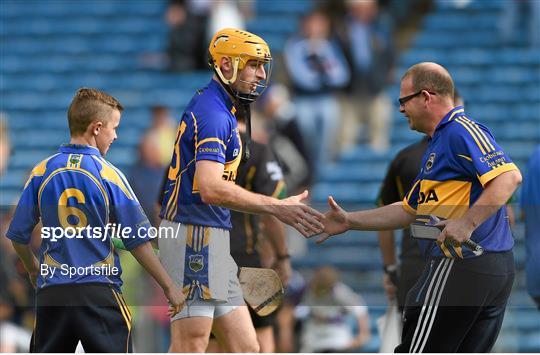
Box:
[275,190,325,238]
[316,196,349,244]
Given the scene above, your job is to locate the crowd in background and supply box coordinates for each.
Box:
[167,0,401,175]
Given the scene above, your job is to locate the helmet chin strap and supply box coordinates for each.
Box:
[213,69,252,162]
[238,103,251,162]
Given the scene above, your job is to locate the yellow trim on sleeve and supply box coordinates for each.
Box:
[405,179,421,203]
[478,163,519,187]
[196,138,227,150]
[402,198,416,215]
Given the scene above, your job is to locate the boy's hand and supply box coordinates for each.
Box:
[165,285,186,317]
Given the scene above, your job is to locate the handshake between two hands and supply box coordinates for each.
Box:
[275,190,349,244]
[282,190,481,250]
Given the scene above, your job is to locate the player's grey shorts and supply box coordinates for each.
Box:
[158,220,244,321]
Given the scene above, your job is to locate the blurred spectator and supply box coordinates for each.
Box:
[0,250,34,353]
[295,266,371,352]
[284,9,350,170]
[144,106,177,166]
[257,84,312,192]
[0,295,31,352]
[206,0,252,44]
[165,0,210,71]
[276,270,307,353]
[129,106,176,226]
[0,114,11,176]
[129,143,165,227]
[336,0,395,152]
[0,205,36,334]
[521,145,540,309]
[500,0,540,47]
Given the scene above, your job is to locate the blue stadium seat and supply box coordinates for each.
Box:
[312,182,380,204]
[255,0,312,15]
[0,169,27,191]
[247,15,299,35]
[318,164,387,183]
[0,189,21,206]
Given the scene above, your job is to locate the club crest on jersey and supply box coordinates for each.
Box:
[189,255,204,272]
[425,153,436,172]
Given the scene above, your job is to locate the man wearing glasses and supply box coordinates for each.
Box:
[318,62,521,352]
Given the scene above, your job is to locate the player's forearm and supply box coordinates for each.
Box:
[130,242,176,292]
[201,180,278,215]
[11,241,39,276]
[378,230,397,266]
[461,170,522,230]
[346,203,415,231]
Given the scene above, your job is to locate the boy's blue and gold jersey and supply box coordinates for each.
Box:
[160,79,242,230]
[403,106,519,259]
[6,144,151,290]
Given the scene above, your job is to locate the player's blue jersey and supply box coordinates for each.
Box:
[6,144,151,290]
[521,146,540,297]
[160,79,242,230]
[403,106,519,259]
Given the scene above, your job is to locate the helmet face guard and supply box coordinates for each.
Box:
[209,28,272,103]
[233,54,273,103]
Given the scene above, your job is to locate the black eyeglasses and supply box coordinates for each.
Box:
[398,90,436,106]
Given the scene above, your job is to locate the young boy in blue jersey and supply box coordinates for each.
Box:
[158,28,324,353]
[319,62,522,352]
[5,88,185,352]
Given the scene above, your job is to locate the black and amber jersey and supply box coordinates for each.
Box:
[378,137,429,261]
[403,106,519,259]
[230,134,286,267]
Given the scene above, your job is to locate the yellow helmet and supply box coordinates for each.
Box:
[208,28,272,101]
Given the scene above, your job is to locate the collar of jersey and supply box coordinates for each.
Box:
[434,105,465,133]
[59,144,101,156]
[208,79,236,114]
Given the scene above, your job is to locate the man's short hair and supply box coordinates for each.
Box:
[402,63,454,99]
[67,88,123,136]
